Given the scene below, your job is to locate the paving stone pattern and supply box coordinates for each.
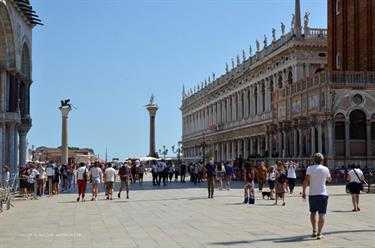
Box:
[0,176,374,248]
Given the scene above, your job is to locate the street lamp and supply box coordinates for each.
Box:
[172,142,182,167]
[159,145,168,160]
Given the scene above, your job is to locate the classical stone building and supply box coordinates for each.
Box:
[0,0,41,173]
[181,0,375,168]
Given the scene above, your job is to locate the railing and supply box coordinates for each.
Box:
[305,28,328,38]
[273,70,375,99]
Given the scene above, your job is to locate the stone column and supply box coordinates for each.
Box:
[231,140,236,159]
[327,119,334,157]
[257,136,261,155]
[243,138,248,159]
[244,89,249,118]
[221,142,225,161]
[249,137,254,155]
[298,128,303,157]
[7,123,16,173]
[265,134,269,156]
[345,120,350,158]
[237,139,242,157]
[269,133,273,158]
[231,94,236,122]
[317,123,323,153]
[226,142,230,161]
[367,120,371,157]
[278,131,282,156]
[293,129,298,157]
[146,104,158,157]
[311,126,316,154]
[0,124,3,169]
[18,122,31,168]
[59,106,72,164]
[282,131,288,157]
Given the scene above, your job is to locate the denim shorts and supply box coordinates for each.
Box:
[309,195,329,214]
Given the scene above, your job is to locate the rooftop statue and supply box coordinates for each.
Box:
[256,40,260,51]
[304,12,310,28]
[291,14,295,31]
[263,35,268,47]
[225,62,229,73]
[272,28,276,41]
[242,49,246,62]
[281,22,285,35]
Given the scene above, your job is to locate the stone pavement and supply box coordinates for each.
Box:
[0,176,374,248]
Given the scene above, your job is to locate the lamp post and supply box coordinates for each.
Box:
[159,145,168,160]
[172,142,182,167]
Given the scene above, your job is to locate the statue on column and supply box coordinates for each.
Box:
[256,40,260,51]
[304,12,310,29]
[281,22,285,35]
[149,94,155,105]
[272,28,276,41]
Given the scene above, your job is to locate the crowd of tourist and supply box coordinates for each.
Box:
[0,153,372,239]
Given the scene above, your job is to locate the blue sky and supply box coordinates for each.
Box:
[29,0,327,160]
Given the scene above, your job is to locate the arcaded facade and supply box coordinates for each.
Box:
[181,0,375,168]
[0,0,41,173]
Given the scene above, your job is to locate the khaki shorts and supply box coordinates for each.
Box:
[105,181,114,191]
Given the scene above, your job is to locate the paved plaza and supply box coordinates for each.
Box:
[0,177,374,248]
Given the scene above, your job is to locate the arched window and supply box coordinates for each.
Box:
[278,75,283,89]
[288,71,293,84]
[350,110,366,140]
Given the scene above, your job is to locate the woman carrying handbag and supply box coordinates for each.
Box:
[346,164,365,212]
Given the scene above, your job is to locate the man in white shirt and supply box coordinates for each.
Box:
[157,161,167,186]
[302,153,332,240]
[287,161,298,194]
[105,163,117,200]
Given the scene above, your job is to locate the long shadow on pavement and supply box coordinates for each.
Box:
[209,229,375,245]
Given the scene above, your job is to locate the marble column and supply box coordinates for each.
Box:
[293,129,298,157]
[237,139,242,157]
[257,136,261,155]
[231,140,236,159]
[269,133,273,158]
[249,137,254,155]
[345,120,350,158]
[243,138,248,159]
[278,131,282,156]
[367,120,371,157]
[283,131,289,157]
[317,123,323,153]
[60,106,72,164]
[327,119,334,157]
[7,123,17,173]
[0,124,3,169]
[311,126,316,154]
[18,124,30,168]
[221,142,225,161]
[244,89,249,118]
[226,142,230,161]
[298,128,303,157]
